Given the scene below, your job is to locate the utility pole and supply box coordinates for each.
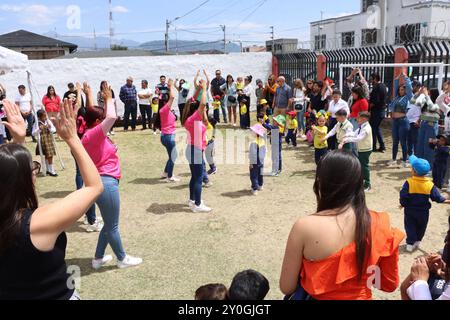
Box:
[318,11,324,51]
[165,19,170,52]
[94,28,97,51]
[221,25,227,54]
[270,26,274,53]
[109,0,114,49]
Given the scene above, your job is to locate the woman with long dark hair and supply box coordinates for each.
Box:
[97,80,117,136]
[0,99,103,300]
[42,85,61,120]
[221,75,238,127]
[280,150,404,300]
[182,79,212,213]
[239,75,253,129]
[81,83,142,270]
[175,79,189,122]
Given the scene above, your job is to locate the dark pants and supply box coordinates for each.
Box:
[154,102,165,131]
[358,151,372,189]
[417,121,439,169]
[23,113,34,136]
[404,208,429,245]
[250,165,264,191]
[123,100,137,130]
[75,160,96,225]
[285,129,297,147]
[392,117,409,162]
[407,123,419,156]
[370,109,386,151]
[239,96,251,129]
[161,134,177,178]
[213,108,220,123]
[178,103,185,122]
[315,148,328,165]
[186,145,204,206]
[139,104,152,129]
[327,118,338,150]
[433,160,448,189]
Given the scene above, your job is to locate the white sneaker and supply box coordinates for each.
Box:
[401,161,410,168]
[110,131,115,136]
[387,160,398,167]
[117,255,143,269]
[406,244,416,253]
[166,176,180,183]
[414,241,421,250]
[192,203,212,213]
[86,220,104,233]
[92,255,113,270]
[251,190,258,196]
[153,131,157,135]
[188,200,195,208]
[83,217,89,225]
[271,171,279,177]
[160,172,168,179]
[258,186,264,191]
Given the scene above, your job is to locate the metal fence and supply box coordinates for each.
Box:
[275,40,450,99]
[276,51,317,86]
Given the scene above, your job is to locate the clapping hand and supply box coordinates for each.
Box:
[411,257,430,282]
[1,100,26,144]
[53,99,77,143]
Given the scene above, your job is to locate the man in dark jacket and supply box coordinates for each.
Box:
[369,73,387,153]
[119,76,138,131]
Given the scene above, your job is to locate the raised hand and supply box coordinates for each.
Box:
[53,99,77,142]
[200,79,207,90]
[2,100,26,144]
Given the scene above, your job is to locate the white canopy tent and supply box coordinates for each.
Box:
[0,46,64,172]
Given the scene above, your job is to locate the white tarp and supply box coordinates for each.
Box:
[0,46,29,75]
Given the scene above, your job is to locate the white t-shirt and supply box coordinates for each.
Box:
[328,99,350,118]
[15,92,32,113]
[138,88,152,106]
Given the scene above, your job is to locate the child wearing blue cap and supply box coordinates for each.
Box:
[400,155,450,252]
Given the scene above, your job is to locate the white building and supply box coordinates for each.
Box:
[310,0,450,51]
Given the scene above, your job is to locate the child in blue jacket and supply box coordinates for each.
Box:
[400,155,450,253]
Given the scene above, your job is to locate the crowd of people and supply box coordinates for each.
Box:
[0,66,450,300]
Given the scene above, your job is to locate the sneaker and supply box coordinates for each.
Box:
[207,167,217,175]
[46,171,58,177]
[406,244,416,253]
[364,186,372,192]
[117,255,143,269]
[258,186,264,191]
[86,220,104,233]
[166,176,180,183]
[401,161,410,168]
[251,190,258,196]
[203,181,213,188]
[110,131,115,136]
[92,255,113,270]
[153,131,157,135]
[83,216,89,225]
[160,172,168,179]
[387,160,398,167]
[192,203,212,213]
[414,241,421,250]
[270,171,279,177]
[188,200,196,208]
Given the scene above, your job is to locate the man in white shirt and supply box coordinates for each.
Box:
[327,90,350,150]
[406,82,424,157]
[138,80,153,130]
[15,85,35,141]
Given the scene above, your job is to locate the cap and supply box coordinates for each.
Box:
[127,76,134,81]
[409,155,431,176]
[260,99,268,105]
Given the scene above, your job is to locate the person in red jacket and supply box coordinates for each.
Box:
[349,86,369,129]
[42,86,61,120]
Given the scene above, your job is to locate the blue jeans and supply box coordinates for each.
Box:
[370,109,386,150]
[161,133,177,178]
[416,121,439,168]
[186,145,204,206]
[250,165,264,191]
[95,176,126,261]
[392,117,409,162]
[23,113,34,135]
[220,97,228,123]
[407,123,419,156]
[296,110,305,132]
[75,160,96,225]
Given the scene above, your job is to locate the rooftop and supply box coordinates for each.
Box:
[0,30,78,52]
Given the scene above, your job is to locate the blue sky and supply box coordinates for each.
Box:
[0,0,361,44]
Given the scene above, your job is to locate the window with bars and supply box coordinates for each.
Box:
[395,23,421,44]
[315,35,326,51]
[341,32,355,47]
[361,29,378,46]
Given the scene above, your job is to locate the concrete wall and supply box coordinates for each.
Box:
[0,52,273,115]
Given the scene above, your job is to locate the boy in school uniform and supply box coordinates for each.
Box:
[341,111,373,191]
[429,134,450,190]
[249,124,266,196]
[322,109,354,152]
[400,155,450,253]
[285,111,298,148]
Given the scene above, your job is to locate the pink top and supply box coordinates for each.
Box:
[159,103,176,135]
[184,110,206,150]
[81,125,121,180]
[42,95,61,113]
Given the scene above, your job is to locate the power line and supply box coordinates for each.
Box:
[180,0,241,29]
[234,0,268,28]
[174,0,211,22]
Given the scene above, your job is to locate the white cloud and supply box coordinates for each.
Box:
[111,5,129,13]
[0,3,66,27]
